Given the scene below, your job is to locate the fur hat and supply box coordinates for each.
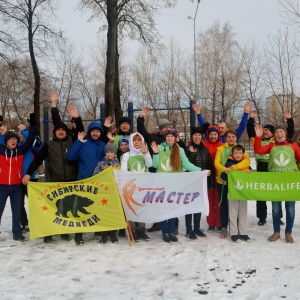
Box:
[191,126,203,136]
[5,131,19,144]
[118,117,131,127]
[263,124,274,134]
[274,125,287,135]
[105,143,117,154]
[53,122,68,135]
[158,119,171,130]
[164,128,178,138]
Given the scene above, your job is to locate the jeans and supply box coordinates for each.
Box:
[185,213,201,234]
[160,218,176,235]
[272,201,295,234]
[0,184,23,237]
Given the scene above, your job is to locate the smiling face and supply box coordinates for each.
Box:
[105,151,115,160]
[232,149,244,162]
[192,133,202,145]
[90,129,101,140]
[208,132,219,143]
[166,134,176,147]
[55,128,67,140]
[263,128,273,139]
[218,122,228,136]
[274,129,286,141]
[119,142,129,153]
[6,137,18,149]
[119,122,130,133]
[226,133,237,146]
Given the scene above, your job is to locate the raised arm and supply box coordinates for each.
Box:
[284,111,294,140]
[235,102,251,141]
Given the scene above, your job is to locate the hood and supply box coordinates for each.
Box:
[87,122,104,141]
[129,132,144,155]
[205,125,221,142]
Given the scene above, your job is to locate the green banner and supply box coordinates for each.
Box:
[227,171,300,201]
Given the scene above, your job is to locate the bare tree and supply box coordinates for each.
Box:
[0,0,62,133]
[78,0,176,121]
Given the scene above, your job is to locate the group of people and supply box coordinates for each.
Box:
[0,91,299,246]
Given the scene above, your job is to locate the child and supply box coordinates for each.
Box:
[117,137,129,162]
[121,133,152,241]
[222,145,251,242]
[93,144,120,244]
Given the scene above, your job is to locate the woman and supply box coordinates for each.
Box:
[151,128,205,243]
[254,124,300,243]
[185,127,215,239]
[214,130,251,238]
[203,126,223,232]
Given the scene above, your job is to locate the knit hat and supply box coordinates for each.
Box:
[118,117,131,127]
[158,118,171,130]
[118,137,129,146]
[208,127,219,134]
[53,122,68,135]
[164,128,178,138]
[263,124,274,134]
[4,131,19,144]
[105,143,117,154]
[274,125,287,135]
[191,126,203,136]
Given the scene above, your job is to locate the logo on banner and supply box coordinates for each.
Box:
[274,151,290,167]
[234,180,244,190]
[122,179,145,215]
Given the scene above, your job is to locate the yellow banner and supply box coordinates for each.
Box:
[28,168,127,240]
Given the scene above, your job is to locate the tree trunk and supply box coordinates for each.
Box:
[114,32,123,121]
[28,0,41,134]
[105,0,118,118]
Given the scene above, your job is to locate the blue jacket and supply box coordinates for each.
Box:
[66,122,106,180]
[197,112,249,143]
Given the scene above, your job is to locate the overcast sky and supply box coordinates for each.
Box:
[57,0,290,58]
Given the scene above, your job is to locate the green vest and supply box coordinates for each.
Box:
[156,145,183,173]
[128,155,147,172]
[221,145,234,166]
[256,139,273,163]
[268,145,298,172]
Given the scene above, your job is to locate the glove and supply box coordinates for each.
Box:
[27,113,36,125]
[201,122,210,134]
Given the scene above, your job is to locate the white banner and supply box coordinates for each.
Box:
[113,171,209,223]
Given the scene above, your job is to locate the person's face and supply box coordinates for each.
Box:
[232,149,244,161]
[105,151,115,160]
[192,133,202,145]
[208,132,218,143]
[218,122,228,136]
[160,126,169,135]
[133,139,142,149]
[90,129,101,140]
[6,138,18,149]
[55,128,67,140]
[119,122,130,133]
[263,128,273,139]
[166,134,175,146]
[226,133,237,146]
[119,142,129,153]
[274,129,286,140]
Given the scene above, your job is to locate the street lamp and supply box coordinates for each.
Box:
[188,0,202,107]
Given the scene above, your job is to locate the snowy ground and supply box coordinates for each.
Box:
[1,200,299,300]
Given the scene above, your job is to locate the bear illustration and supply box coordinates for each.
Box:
[55,194,94,218]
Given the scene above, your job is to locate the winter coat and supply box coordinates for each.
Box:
[66,122,107,180]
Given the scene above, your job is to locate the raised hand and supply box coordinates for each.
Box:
[255,124,263,137]
[140,107,150,117]
[151,141,159,154]
[17,124,26,132]
[67,105,79,119]
[244,102,252,113]
[104,116,114,128]
[0,125,7,135]
[107,132,114,142]
[284,111,292,119]
[250,110,258,119]
[140,142,148,154]
[50,90,59,107]
[77,132,87,143]
[192,104,201,114]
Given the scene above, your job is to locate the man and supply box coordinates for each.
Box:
[0,114,36,241]
[192,102,252,143]
[247,110,293,226]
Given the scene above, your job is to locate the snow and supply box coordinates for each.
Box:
[1,200,299,299]
[1,159,299,299]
